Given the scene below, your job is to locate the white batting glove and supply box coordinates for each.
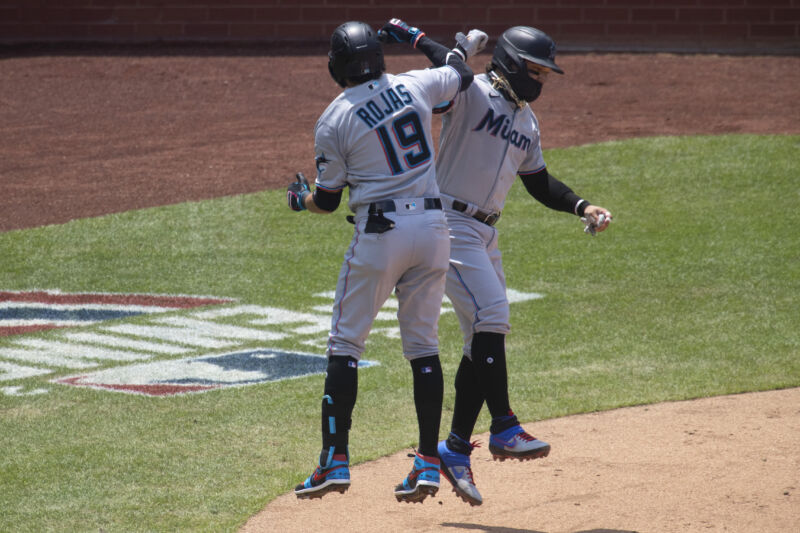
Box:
[581,213,609,236]
[455,29,488,59]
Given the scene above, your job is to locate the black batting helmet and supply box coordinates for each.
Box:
[328,21,385,88]
[491,26,563,102]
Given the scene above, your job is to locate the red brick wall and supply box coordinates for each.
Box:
[1,1,798,52]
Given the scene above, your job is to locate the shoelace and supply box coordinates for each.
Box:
[463,441,481,484]
[464,464,476,484]
[517,431,536,442]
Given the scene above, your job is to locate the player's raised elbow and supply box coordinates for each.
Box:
[445,54,473,92]
[452,62,473,92]
[459,69,474,92]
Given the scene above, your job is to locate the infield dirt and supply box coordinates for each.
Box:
[2,50,798,232]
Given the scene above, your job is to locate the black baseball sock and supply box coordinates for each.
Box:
[471,332,513,422]
[320,355,358,464]
[449,354,485,442]
[410,355,443,457]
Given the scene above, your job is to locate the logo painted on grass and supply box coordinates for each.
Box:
[54,348,378,396]
[0,288,542,396]
[0,290,232,337]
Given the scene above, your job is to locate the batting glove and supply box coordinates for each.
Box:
[378,18,425,47]
[287,172,310,212]
[454,29,489,60]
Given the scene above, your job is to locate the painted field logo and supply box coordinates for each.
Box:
[54,348,378,397]
[1,288,541,396]
[0,290,232,337]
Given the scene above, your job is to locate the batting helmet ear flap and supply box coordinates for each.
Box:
[328,52,347,88]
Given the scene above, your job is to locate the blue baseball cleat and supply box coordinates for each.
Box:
[394,452,440,503]
[489,425,551,461]
[437,438,482,506]
[295,450,351,499]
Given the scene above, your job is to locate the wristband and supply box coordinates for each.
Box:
[574,199,589,217]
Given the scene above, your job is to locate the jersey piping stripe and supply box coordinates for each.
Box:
[329,223,362,353]
[518,164,547,177]
[448,262,482,330]
[315,183,345,192]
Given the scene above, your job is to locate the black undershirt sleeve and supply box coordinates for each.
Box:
[312,187,343,212]
[519,168,588,216]
[414,35,474,92]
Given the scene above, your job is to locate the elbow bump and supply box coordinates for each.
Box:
[459,71,474,92]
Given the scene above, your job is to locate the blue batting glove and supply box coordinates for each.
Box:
[378,18,425,47]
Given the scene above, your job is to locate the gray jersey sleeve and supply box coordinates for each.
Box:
[313,116,346,193]
[398,66,463,110]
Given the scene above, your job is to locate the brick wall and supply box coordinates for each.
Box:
[1,0,798,53]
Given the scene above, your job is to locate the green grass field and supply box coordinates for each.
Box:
[1,135,798,532]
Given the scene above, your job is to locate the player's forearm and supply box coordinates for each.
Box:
[303,187,342,214]
[415,35,451,67]
[416,36,473,91]
[302,194,328,214]
[519,168,588,216]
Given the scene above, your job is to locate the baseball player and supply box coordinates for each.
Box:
[412,25,613,506]
[288,20,474,504]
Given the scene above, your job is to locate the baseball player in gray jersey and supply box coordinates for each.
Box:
[288,20,474,504]
[414,25,613,506]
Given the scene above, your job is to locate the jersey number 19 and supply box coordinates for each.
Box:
[376,111,431,175]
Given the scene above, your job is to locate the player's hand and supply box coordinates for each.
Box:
[287,172,310,211]
[378,18,425,47]
[455,29,488,59]
[580,205,612,235]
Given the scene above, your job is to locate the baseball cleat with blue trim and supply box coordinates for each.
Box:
[437,438,482,506]
[394,452,440,503]
[489,425,551,461]
[295,451,350,499]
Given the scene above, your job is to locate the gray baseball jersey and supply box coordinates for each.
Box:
[436,73,546,215]
[434,73,546,356]
[315,67,464,360]
[315,69,461,212]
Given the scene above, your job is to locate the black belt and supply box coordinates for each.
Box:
[451,200,501,226]
[368,198,442,214]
